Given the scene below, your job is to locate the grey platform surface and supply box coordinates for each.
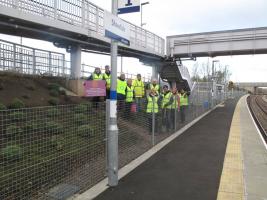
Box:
[240,96,267,200]
[94,99,239,200]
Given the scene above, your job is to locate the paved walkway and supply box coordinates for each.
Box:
[95,99,239,200]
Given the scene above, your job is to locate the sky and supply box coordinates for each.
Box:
[1,0,267,82]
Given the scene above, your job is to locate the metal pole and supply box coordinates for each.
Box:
[108,0,119,187]
[152,96,155,146]
[121,56,123,73]
[174,95,177,131]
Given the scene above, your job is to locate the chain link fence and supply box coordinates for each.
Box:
[0,87,246,199]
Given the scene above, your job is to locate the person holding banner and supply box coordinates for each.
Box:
[89,67,103,80]
[103,65,111,99]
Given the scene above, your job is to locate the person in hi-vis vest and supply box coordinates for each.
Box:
[146,89,159,134]
[179,89,189,123]
[103,65,111,99]
[117,73,127,112]
[132,74,145,112]
[125,79,135,117]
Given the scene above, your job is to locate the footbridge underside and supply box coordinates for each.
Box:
[0,0,165,62]
[167,27,267,58]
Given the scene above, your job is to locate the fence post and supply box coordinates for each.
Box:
[13,44,16,71]
[32,49,36,75]
[174,95,177,131]
[152,96,155,146]
[106,99,110,174]
[48,52,52,75]
[62,54,65,76]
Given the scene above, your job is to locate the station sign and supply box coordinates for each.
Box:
[118,0,140,14]
[104,11,130,46]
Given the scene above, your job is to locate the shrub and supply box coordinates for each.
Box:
[73,113,88,125]
[45,121,64,133]
[9,98,25,109]
[25,84,35,91]
[48,98,60,105]
[48,83,60,91]
[6,125,23,137]
[9,112,26,122]
[49,89,60,97]
[24,121,40,132]
[59,89,66,96]
[1,145,23,161]
[50,136,64,151]
[0,82,3,90]
[0,103,7,111]
[21,94,30,99]
[74,104,87,113]
[46,108,60,117]
[77,125,94,138]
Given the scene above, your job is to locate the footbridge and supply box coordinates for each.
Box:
[167,27,267,58]
[237,82,267,93]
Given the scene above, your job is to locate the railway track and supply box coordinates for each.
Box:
[247,95,267,144]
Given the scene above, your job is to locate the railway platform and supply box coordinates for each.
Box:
[75,96,267,200]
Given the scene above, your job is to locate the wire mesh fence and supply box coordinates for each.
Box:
[0,102,106,200]
[0,88,246,199]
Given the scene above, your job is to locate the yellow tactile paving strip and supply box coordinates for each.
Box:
[217,101,245,200]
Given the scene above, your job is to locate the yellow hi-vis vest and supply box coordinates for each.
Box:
[180,93,189,106]
[171,94,179,109]
[117,79,127,95]
[146,96,159,113]
[161,92,172,109]
[103,73,111,89]
[150,84,160,94]
[126,85,134,103]
[93,73,103,80]
[133,79,144,97]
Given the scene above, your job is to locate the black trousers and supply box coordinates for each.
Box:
[180,106,187,123]
[147,113,159,133]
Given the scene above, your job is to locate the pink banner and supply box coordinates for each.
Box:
[84,80,106,97]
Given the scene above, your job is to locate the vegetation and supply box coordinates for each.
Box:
[9,112,26,122]
[46,108,60,117]
[73,113,88,125]
[47,83,61,91]
[6,125,23,137]
[77,125,95,138]
[1,145,23,161]
[48,98,60,105]
[0,102,7,110]
[45,121,64,134]
[9,98,25,109]
[74,104,88,113]
[49,89,60,97]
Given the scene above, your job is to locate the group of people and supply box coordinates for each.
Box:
[89,65,190,133]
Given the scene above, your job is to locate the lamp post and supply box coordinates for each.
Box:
[141,2,149,27]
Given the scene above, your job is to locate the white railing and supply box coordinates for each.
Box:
[0,39,152,81]
[0,0,165,56]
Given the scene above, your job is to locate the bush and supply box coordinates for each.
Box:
[46,108,60,117]
[24,121,40,132]
[59,89,66,96]
[6,125,23,137]
[73,113,88,125]
[9,112,26,122]
[45,121,63,133]
[9,98,25,109]
[50,136,64,151]
[49,89,60,97]
[48,98,60,105]
[48,83,61,91]
[25,84,35,91]
[1,145,23,161]
[77,125,95,138]
[0,103,7,111]
[74,104,88,113]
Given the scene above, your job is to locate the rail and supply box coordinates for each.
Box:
[0,0,165,56]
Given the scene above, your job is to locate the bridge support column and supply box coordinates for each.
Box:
[152,65,159,80]
[70,45,82,79]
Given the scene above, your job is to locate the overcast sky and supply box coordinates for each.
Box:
[1,0,267,82]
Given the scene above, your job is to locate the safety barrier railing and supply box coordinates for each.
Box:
[0,86,246,199]
[0,0,165,56]
[0,39,152,82]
